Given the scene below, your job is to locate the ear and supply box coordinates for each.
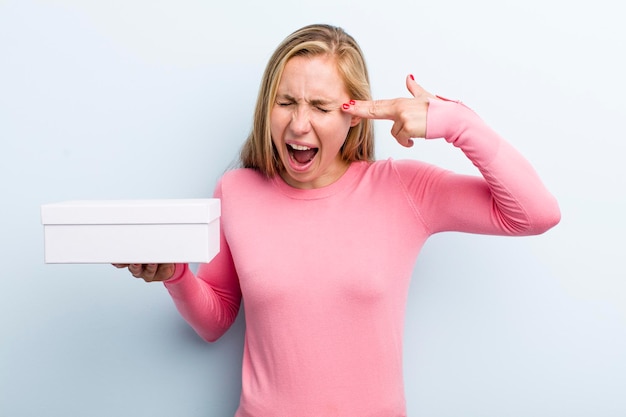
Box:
[349,115,361,127]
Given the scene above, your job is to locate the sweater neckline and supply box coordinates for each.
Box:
[271,161,367,200]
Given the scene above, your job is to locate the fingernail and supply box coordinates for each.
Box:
[342,103,350,110]
[349,100,355,105]
[410,74,415,81]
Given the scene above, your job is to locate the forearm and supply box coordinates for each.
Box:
[164,258,241,343]
[425,98,561,235]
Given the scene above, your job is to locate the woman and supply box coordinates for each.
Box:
[115,24,560,416]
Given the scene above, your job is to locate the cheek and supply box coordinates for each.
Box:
[334,112,354,132]
[270,109,292,136]
[269,109,279,133]
[269,114,283,146]
[315,114,352,144]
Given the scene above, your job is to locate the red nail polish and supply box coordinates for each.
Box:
[349,100,355,105]
[342,103,350,110]
[410,74,415,81]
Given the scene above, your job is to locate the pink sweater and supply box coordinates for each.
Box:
[164,98,560,416]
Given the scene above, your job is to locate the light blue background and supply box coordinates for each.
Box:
[1,1,624,416]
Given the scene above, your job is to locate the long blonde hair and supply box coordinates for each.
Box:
[240,24,374,177]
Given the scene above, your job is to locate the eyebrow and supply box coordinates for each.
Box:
[309,98,333,107]
[277,94,336,107]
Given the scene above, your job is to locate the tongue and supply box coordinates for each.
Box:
[293,149,317,164]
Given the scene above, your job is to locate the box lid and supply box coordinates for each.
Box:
[41,199,220,225]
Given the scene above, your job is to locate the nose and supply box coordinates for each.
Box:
[289,106,312,136]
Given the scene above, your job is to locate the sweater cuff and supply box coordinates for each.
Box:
[425,96,473,140]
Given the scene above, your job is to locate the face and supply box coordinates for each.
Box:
[270,55,360,189]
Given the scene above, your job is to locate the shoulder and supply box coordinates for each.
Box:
[359,159,451,200]
[220,168,269,189]
[364,158,443,181]
[214,168,274,201]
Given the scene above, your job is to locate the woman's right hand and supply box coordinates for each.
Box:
[112,263,176,282]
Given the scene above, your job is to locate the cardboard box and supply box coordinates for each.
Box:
[41,199,220,264]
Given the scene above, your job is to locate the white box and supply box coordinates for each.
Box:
[41,199,220,264]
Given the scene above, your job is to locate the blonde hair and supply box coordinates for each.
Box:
[240,24,374,177]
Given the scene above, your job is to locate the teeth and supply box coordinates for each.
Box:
[288,143,311,151]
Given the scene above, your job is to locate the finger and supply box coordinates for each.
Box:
[112,263,129,268]
[405,74,435,100]
[390,121,404,141]
[143,264,158,282]
[406,74,418,98]
[129,263,144,278]
[343,99,398,120]
[396,137,415,148]
[391,122,415,148]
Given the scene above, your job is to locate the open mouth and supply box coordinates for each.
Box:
[287,143,318,166]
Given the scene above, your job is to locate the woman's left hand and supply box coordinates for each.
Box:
[342,75,437,147]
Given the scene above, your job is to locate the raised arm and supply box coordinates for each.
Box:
[342,76,560,236]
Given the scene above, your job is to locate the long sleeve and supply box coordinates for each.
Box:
[163,182,242,343]
[395,97,561,236]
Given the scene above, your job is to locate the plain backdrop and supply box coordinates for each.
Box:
[1,0,625,416]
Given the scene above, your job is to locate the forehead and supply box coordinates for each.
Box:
[277,55,348,99]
